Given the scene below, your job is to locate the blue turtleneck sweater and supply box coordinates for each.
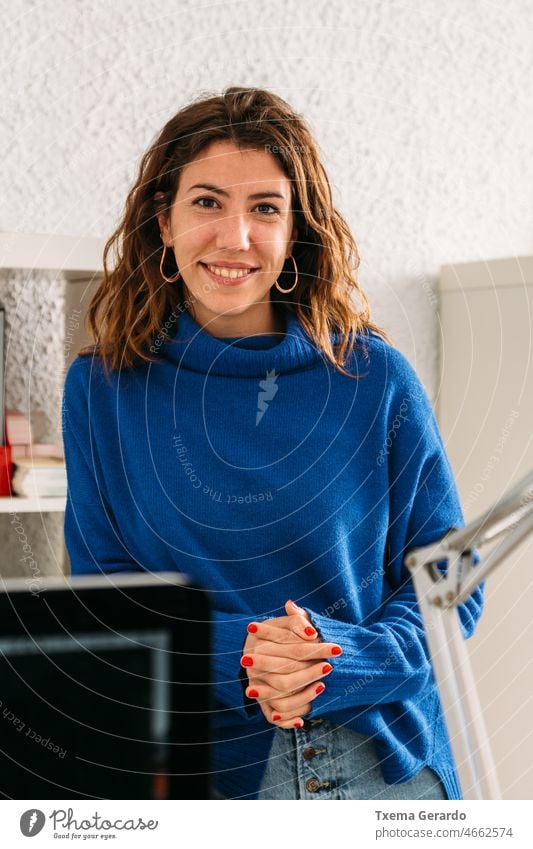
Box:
[62,306,484,800]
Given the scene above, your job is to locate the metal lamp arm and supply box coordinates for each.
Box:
[406,469,533,608]
[403,467,533,799]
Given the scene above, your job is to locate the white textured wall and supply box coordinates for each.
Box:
[0,0,532,572]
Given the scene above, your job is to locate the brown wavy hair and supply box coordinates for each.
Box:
[79,85,391,379]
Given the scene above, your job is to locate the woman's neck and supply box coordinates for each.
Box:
[187,300,286,338]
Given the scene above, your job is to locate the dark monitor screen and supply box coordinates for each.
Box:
[0,573,212,800]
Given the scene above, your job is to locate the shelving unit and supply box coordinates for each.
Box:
[0,231,104,566]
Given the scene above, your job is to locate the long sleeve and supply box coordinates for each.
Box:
[302,354,485,719]
[62,360,261,722]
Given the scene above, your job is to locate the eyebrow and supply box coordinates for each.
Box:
[186,182,287,201]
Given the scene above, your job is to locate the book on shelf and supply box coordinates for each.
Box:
[0,308,10,497]
[0,308,4,444]
[10,442,64,459]
[11,456,67,498]
[5,408,33,445]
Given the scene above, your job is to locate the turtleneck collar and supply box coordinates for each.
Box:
[161,308,324,377]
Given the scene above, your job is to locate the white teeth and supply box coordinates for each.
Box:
[206,264,254,279]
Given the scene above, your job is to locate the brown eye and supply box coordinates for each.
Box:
[196,197,217,208]
[255,204,280,215]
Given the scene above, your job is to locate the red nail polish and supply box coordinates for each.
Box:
[241,655,253,667]
[316,683,326,694]
[247,623,258,634]
[322,663,333,674]
[294,721,303,728]
[331,646,342,656]
[272,714,281,721]
[247,689,259,698]
[304,626,316,636]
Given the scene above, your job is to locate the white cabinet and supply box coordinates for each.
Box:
[438,255,533,800]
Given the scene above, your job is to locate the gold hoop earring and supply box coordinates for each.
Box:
[159,244,181,283]
[274,255,298,294]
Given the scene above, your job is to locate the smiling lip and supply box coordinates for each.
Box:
[200,262,258,286]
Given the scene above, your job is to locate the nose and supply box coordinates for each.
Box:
[215,211,251,252]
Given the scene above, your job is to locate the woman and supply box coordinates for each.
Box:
[62,86,484,800]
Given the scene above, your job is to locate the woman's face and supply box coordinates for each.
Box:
[156,139,298,333]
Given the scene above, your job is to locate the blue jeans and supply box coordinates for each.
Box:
[212,717,448,800]
[257,718,447,800]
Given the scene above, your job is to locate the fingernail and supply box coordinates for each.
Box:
[241,655,253,667]
[316,683,326,694]
[331,646,342,656]
[272,714,281,721]
[247,623,258,634]
[322,663,333,674]
[293,721,303,728]
[304,626,316,637]
[247,689,259,698]
[288,599,305,612]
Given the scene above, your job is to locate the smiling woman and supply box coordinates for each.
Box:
[64,86,485,802]
[78,85,389,376]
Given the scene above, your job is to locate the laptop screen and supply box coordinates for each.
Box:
[0,573,212,800]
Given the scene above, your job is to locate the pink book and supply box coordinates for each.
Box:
[10,442,64,459]
[5,409,33,445]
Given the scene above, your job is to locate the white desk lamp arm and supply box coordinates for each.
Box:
[406,469,533,606]
[404,469,533,800]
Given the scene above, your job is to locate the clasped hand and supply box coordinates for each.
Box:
[241,599,342,729]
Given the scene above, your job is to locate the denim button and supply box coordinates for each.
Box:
[306,778,320,793]
[303,746,317,761]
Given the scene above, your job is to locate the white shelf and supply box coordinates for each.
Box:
[0,231,101,571]
[0,496,66,513]
[0,231,104,275]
